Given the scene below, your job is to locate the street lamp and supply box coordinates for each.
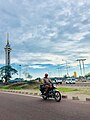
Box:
[23,65,29,80]
[57,65,62,77]
[82,59,86,76]
[19,65,21,78]
[62,59,69,77]
[76,59,86,77]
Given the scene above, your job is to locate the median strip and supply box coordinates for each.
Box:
[0,89,90,102]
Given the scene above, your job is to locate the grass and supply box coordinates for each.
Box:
[0,82,40,90]
[0,85,79,92]
[57,86,90,95]
[0,83,81,92]
[57,87,79,92]
[0,82,90,95]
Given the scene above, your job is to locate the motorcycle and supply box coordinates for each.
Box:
[40,83,61,102]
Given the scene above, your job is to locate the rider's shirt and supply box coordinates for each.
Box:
[43,77,51,84]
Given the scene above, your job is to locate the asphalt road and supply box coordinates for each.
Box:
[0,92,90,120]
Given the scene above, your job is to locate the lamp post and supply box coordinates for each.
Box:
[76,59,82,76]
[23,65,29,80]
[19,65,21,78]
[76,59,86,77]
[57,65,62,77]
[82,59,86,76]
[62,59,69,77]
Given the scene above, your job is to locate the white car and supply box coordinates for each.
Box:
[87,77,90,80]
[65,78,76,84]
[55,79,62,84]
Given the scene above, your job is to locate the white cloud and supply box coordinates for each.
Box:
[11,52,66,65]
[28,65,46,69]
[0,0,90,77]
[48,32,57,37]
[64,31,90,41]
[18,32,33,43]
[56,21,69,26]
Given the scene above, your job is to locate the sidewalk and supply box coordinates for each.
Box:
[0,89,90,102]
[61,92,90,101]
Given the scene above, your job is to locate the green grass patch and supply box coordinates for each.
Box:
[0,85,10,89]
[0,82,40,90]
[57,87,79,92]
[0,85,22,90]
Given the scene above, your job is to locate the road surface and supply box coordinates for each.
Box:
[0,92,90,120]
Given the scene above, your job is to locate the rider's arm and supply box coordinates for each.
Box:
[49,79,52,83]
[43,78,46,84]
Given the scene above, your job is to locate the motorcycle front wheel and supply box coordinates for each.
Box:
[42,94,47,100]
[54,91,61,102]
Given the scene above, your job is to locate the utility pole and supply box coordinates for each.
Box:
[76,59,86,77]
[57,67,60,77]
[19,65,21,78]
[76,59,82,76]
[57,65,62,77]
[62,59,69,77]
[82,59,86,76]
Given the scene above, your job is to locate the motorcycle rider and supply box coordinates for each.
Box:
[43,73,52,95]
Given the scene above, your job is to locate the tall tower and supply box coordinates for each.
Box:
[4,33,12,65]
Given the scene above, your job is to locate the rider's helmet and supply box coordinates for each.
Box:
[45,73,48,77]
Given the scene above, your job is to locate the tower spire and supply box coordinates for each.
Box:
[7,33,9,45]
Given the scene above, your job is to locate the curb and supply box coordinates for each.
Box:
[72,96,79,100]
[86,98,90,101]
[62,95,67,99]
[0,90,90,102]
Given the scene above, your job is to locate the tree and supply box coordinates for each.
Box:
[0,65,18,83]
[27,74,32,79]
[63,74,67,79]
[35,77,41,82]
[23,72,32,80]
[85,72,90,78]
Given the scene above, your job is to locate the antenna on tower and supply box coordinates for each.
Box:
[6,32,9,44]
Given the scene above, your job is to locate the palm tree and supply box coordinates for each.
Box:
[0,65,18,83]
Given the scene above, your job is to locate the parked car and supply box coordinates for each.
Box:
[87,77,90,80]
[65,78,76,84]
[8,78,24,83]
[55,78,62,84]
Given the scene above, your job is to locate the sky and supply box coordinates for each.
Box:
[0,0,90,79]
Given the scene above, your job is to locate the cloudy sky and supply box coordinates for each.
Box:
[0,0,90,79]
